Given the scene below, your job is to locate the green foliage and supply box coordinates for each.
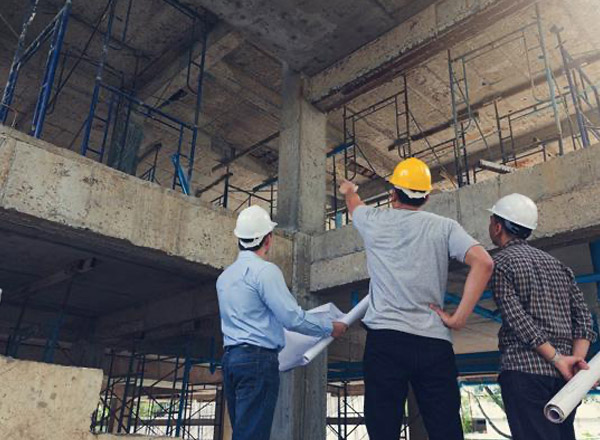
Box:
[461,392,474,433]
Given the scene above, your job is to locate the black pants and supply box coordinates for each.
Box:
[364,329,463,440]
[499,370,577,440]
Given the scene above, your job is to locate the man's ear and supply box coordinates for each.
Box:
[390,189,398,203]
[493,220,502,236]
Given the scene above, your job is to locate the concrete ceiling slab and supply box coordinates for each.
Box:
[194,0,437,74]
[0,228,211,319]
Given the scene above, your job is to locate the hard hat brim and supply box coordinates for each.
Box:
[234,221,278,240]
[488,208,536,230]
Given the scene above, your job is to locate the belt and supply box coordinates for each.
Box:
[224,343,278,353]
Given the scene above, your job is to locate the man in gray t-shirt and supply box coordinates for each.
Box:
[339,157,493,440]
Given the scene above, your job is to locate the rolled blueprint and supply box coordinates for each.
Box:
[279,295,371,371]
[544,352,600,423]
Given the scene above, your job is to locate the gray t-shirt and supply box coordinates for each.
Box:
[353,205,478,342]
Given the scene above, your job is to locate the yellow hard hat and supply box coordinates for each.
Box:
[388,157,433,192]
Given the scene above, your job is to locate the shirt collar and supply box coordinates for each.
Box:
[237,250,261,261]
[501,238,528,250]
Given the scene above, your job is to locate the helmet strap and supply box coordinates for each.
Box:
[498,217,532,239]
[239,235,266,249]
[397,187,430,199]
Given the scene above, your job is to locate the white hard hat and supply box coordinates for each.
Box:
[488,193,538,230]
[234,205,277,249]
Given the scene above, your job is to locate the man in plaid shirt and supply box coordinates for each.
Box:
[488,193,597,440]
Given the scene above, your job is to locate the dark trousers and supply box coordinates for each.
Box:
[499,370,577,440]
[364,329,464,440]
[222,345,280,440]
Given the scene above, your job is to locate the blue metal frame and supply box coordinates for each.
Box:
[445,292,501,323]
[0,0,71,137]
[171,153,191,196]
[78,0,208,195]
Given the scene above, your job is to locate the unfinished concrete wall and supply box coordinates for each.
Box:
[311,144,600,292]
[0,127,293,280]
[0,355,169,440]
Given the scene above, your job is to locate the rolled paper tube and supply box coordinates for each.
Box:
[302,295,370,365]
[279,295,371,371]
[544,352,600,423]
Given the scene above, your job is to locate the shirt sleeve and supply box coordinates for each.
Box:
[565,267,597,342]
[448,220,479,263]
[257,264,333,337]
[492,265,549,349]
[351,205,377,244]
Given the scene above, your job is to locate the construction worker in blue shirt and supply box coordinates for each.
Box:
[217,205,348,440]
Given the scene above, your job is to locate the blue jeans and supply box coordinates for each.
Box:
[222,345,280,440]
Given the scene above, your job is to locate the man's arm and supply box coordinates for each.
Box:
[258,265,347,338]
[565,267,597,372]
[431,245,493,330]
[339,180,364,215]
[491,267,588,380]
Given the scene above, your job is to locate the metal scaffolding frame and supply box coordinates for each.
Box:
[4,258,97,360]
[92,351,224,439]
[0,0,71,138]
[448,4,562,187]
[0,0,211,195]
[78,0,211,195]
[552,27,600,149]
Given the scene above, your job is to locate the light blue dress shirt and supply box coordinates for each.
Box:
[217,251,333,350]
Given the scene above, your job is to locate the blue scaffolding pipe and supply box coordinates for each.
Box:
[171,154,190,195]
[31,1,71,138]
[445,292,502,323]
[326,141,355,158]
[175,357,192,437]
[80,0,117,159]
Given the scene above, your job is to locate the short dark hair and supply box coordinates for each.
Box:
[493,215,532,239]
[394,188,428,207]
[238,233,270,252]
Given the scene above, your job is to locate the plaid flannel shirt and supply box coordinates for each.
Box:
[492,239,597,377]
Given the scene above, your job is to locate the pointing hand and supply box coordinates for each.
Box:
[339,180,358,196]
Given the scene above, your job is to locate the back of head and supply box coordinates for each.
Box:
[389,157,432,207]
[234,205,277,251]
[489,193,538,240]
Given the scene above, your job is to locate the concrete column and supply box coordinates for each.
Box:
[276,64,327,234]
[222,401,233,440]
[407,386,428,440]
[271,65,328,440]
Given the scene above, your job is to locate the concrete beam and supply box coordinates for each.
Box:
[307,0,534,111]
[136,23,243,105]
[0,127,293,279]
[311,144,600,292]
